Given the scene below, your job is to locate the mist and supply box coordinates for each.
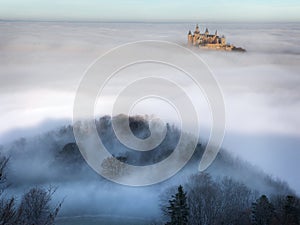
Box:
[0,114,296,224]
[0,21,300,223]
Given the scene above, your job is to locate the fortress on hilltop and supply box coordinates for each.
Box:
[188,24,245,52]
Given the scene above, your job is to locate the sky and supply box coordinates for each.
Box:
[0,0,300,22]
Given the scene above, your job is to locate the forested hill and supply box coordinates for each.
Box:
[1,114,294,195]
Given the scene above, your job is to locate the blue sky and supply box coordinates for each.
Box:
[0,0,299,22]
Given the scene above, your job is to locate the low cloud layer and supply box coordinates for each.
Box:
[0,21,299,193]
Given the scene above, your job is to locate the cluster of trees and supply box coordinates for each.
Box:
[96,115,181,166]
[252,194,300,225]
[0,154,62,225]
[161,173,300,225]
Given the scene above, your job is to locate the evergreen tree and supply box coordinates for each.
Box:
[166,185,189,225]
[251,195,274,225]
[283,195,300,225]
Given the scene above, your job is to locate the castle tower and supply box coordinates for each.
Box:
[195,24,200,34]
[193,24,200,45]
[221,35,226,46]
[205,28,209,35]
[211,30,218,44]
[187,30,193,46]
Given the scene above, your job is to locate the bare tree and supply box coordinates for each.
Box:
[0,155,62,225]
[17,186,62,225]
[0,154,16,225]
[218,177,253,225]
[0,197,18,225]
[0,155,9,190]
[186,173,221,225]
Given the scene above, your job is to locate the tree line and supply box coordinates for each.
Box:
[161,173,300,225]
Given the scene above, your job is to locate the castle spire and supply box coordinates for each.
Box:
[195,24,200,33]
[205,28,209,35]
[215,30,218,36]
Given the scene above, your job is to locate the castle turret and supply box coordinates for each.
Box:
[187,30,193,46]
[192,24,200,45]
[195,24,200,34]
[221,35,226,46]
[205,28,209,35]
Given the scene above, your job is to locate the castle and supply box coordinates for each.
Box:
[188,24,245,51]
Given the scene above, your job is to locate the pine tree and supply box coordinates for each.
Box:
[284,195,300,225]
[251,195,274,225]
[166,185,189,225]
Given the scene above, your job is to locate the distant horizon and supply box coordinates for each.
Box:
[1,0,299,23]
[1,19,300,24]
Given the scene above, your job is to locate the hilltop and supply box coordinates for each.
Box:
[2,114,292,196]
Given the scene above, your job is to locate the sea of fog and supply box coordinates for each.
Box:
[0,21,299,202]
